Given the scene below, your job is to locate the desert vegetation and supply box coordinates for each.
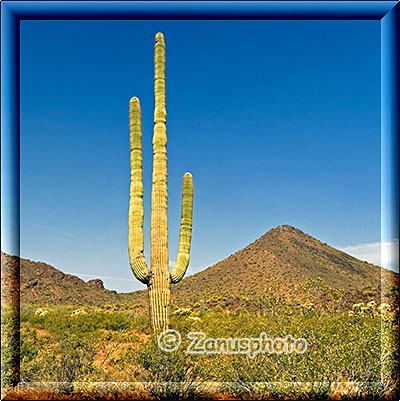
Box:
[1,295,398,399]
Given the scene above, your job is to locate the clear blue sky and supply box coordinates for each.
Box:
[16,19,383,292]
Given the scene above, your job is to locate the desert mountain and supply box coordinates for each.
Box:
[1,226,397,309]
[1,252,119,305]
[168,225,397,311]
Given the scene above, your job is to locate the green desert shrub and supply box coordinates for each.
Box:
[129,339,207,399]
[362,289,377,297]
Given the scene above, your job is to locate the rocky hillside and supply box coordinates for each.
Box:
[167,225,397,311]
[1,252,119,305]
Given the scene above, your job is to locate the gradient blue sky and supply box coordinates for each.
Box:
[14,19,387,292]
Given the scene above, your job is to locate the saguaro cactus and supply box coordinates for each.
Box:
[128,32,194,332]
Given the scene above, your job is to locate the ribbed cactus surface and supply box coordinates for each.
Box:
[128,33,193,332]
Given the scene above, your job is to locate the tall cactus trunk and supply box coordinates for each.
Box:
[149,32,170,332]
[128,32,194,333]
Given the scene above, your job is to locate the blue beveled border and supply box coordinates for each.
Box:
[1,1,398,20]
[381,5,399,247]
[1,0,399,391]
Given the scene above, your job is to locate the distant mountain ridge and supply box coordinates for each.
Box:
[1,225,397,309]
[1,252,119,305]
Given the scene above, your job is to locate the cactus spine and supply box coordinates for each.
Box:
[129,32,194,332]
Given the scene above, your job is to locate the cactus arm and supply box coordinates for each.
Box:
[170,173,194,284]
[151,32,168,269]
[129,97,150,284]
